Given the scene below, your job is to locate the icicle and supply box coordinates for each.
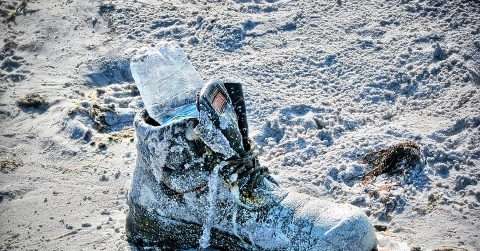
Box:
[232,203,239,236]
[228,173,240,238]
[231,184,240,239]
[230,181,254,249]
[199,161,227,249]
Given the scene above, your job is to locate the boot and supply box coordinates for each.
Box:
[126,81,377,251]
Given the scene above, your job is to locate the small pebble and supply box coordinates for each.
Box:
[98,143,107,150]
[374,224,387,232]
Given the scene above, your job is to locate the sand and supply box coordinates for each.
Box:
[0,0,479,250]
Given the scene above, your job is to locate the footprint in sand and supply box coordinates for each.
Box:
[0,39,31,83]
[63,57,142,142]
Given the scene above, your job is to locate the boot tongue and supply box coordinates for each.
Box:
[196,80,246,159]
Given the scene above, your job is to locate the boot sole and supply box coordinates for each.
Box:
[126,202,251,250]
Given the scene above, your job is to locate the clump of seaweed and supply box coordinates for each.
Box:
[362,141,423,184]
[16,93,49,110]
[0,159,22,174]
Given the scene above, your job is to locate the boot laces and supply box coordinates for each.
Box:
[222,147,279,210]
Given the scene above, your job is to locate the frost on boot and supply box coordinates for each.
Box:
[126,109,250,250]
[127,81,378,250]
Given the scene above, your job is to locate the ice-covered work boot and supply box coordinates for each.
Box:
[126,80,377,250]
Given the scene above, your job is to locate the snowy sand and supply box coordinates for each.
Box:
[1,0,479,250]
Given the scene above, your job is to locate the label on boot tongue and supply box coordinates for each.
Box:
[197,80,245,157]
[212,90,227,114]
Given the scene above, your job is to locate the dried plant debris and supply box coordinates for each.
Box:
[66,100,136,136]
[89,103,116,131]
[431,247,469,251]
[1,0,38,24]
[0,159,22,174]
[107,128,134,142]
[64,81,140,139]
[362,141,423,183]
[16,93,49,110]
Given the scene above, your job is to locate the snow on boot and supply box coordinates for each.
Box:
[127,80,378,250]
